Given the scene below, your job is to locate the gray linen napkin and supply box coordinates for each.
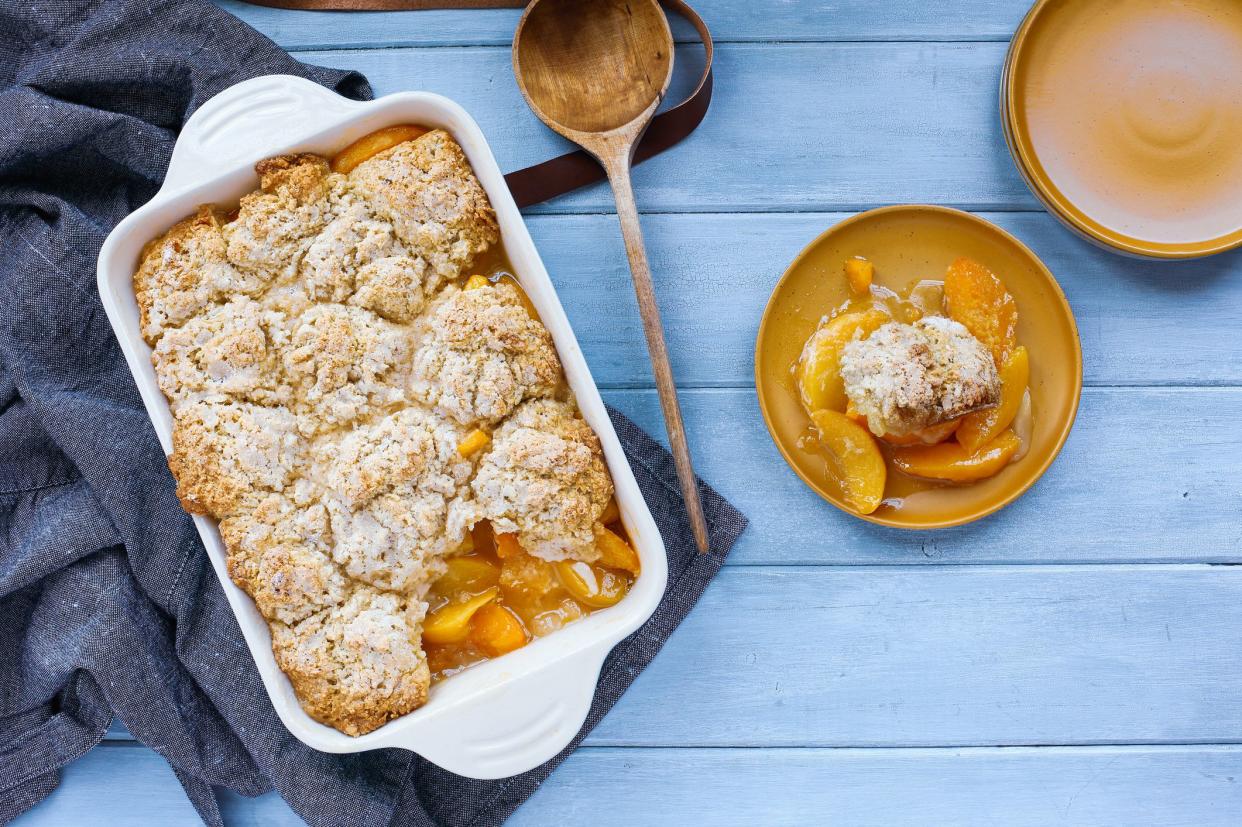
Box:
[0,1,747,824]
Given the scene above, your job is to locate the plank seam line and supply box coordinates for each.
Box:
[92,739,1242,751]
[519,206,1050,217]
[702,562,1242,572]
[286,38,1011,55]
[524,209,1058,218]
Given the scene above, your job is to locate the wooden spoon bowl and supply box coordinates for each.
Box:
[514,0,710,551]
[514,0,672,137]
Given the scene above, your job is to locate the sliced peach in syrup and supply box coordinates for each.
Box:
[434,556,499,596]
[556,561,629,608]
[331,124,429,173]
[423,587,499,644]
[600,496,621,526]
[457,428,491,458]
[943,256,1017,366]
[494,532,523,559]
[844,257,874,294]
[798,309,889,414]
[470,603,529,656]
[957,346,1029,454]
[595,525,641,575]
[810,409,886,515]
[877,417,962,447]
[891,430,1021,483]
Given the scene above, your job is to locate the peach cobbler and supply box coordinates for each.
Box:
[795,256,1032,516]
[135,126,640,736]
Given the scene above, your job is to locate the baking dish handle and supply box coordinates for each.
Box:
[395,648,608,779]
[163,74,364,194]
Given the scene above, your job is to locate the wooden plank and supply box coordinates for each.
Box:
[513,746,1242,826]
[98,565,1242,749]
[522,212,1242,388]
[219,0,1033,50]
[609,386,1242,566]
[10,744,203,826]
[586,565,1242,746]
[19,743,1242,826]
[294,42,1038,213]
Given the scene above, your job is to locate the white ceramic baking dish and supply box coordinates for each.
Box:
[96,75,667,779]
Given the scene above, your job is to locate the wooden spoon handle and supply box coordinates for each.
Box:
[602,152,711,553]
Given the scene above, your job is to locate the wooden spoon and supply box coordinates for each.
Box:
[513,0,711,553]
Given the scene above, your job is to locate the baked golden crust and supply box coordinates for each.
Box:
[221,491,346,625]
[279,303,411,435]
[314,407,473,593]
[224,153,334,280]
[150,296,290,409]
[134,205,269,344]
[271,588,429,737]
[348,130,500,286]
[300,199,431,324]
[410,282,562,427]
[168,400,304,519]
[141,130,616,737]
[841,317,1001,437]
[469,399,613,561]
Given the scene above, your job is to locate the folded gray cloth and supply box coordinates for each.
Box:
[0,0,746,825]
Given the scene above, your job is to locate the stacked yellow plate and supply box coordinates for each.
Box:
[1001,0,1242,259]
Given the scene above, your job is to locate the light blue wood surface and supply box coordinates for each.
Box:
[20,0,1242,824]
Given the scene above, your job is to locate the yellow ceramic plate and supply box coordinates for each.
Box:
[1004,0,1242,259]
[754,206,1081,529]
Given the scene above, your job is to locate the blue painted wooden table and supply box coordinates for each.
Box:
[17,1,1242,824]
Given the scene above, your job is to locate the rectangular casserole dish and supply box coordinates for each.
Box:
[96,74,667,779]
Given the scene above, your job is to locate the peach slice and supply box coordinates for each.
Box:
[556,560,629,608]
[434,556,499,597]
[464,274,491,291]
[600,496,621,526]
[844,257,874,294]
[457,428,491,458]
[877,417,962,447]
[810,409,886,515]
[957,346,1029,454]
[331,124,429,174]
[891,430,1021,483]
[798,308,890,414]
[470,603,529,656]
[943,256,1017,366]
[595,525,641,575]
[494,532,523,559]
[423,587,499,644]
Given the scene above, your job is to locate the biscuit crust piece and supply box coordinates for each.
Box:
[168,400,304,519]
[316,407,473,592]
[271,588,430,737]
[470,399,612,561]
[280,304,411,434]
[410,283,562,427]
[134,206,268,343]
[225,154,336,280]
[221,491,347,625]
[300,199,433,324]
[151,297,290,409]
[348,130,499,286]
[841,317,1001,437]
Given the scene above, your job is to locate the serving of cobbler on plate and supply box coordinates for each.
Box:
[134,126,641,737]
